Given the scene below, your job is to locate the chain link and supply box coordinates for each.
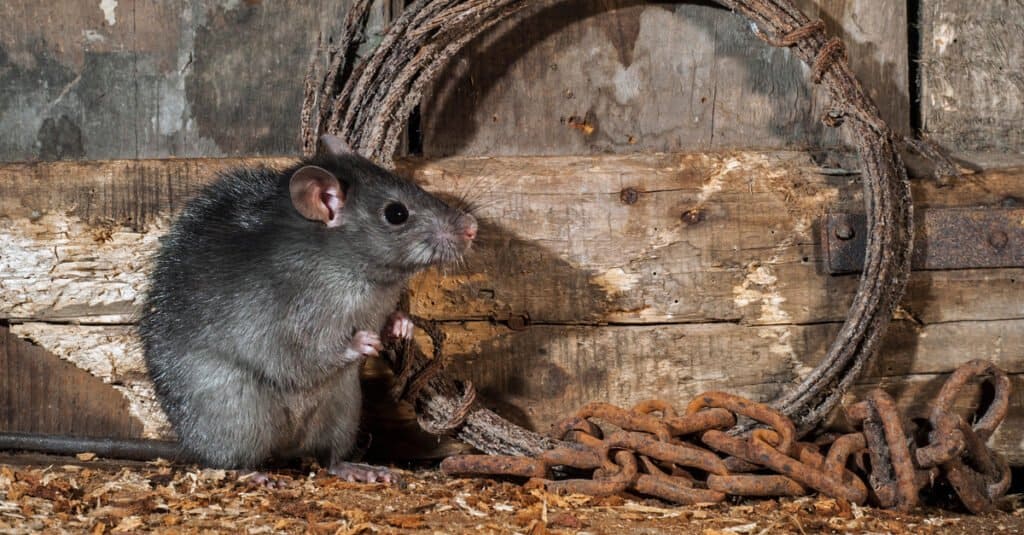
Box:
[441,359,1013,513]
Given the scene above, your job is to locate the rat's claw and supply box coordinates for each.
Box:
[241,471,286,489]
[328,462,396,484]
[385,311,415,340]
[343,331,382,363]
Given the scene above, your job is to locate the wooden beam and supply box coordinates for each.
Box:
[1,153,1021,326]
[9,317,1023,462]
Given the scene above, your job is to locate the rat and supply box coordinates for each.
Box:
[137,134,477,483]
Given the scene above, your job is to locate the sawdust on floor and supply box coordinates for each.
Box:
[0,455,1021,534]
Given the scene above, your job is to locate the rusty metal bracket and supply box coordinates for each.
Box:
[824,207,1024,273]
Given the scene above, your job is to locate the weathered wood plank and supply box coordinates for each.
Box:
[421,0,909,156]
[1,154,1021,327]
[410,155,1024,326]
[10,317,1022,462]
[0,158,291,323]
[433,318,1024,427]
[403,318,1024,462]
[0,326,143,438]
[0,0,352,162]
[0,157,293,226]
[2,152,1021,459]
[919,0,1024,153]
[0,1,910,162]
[6,323,167,439]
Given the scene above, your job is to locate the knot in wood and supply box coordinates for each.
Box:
[681,208,704,225]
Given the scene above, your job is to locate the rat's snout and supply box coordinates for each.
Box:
[424,211,477,267]
[458,214,478,244]
[460,213,479,244]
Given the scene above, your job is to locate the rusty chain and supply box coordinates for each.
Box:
[442,360,1013,513]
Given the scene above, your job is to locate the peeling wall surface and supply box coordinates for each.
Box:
[0,0,912,161]
[0,0,352,161]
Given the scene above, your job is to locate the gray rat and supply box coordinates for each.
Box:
[138,134,477,482]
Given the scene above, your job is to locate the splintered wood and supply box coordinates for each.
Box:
[0,459,1020,534]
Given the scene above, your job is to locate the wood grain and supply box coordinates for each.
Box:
[0,152,1021,460]
[0,0,353,162]
[0,0,912,162]
[2,154,1020,326]
[8,316,1022,462]
[1,0,1019,465]
[0,326,143,438]
[7,323,169,439]
[420,0,909,156]
[919,0,1024,153]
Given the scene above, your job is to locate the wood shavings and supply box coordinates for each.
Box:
[0,458,1019,533]
[454,493,488,517]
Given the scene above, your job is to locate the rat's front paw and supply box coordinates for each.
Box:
[385,311,415,341]
[329,461,396,484]
[342,331,382,364]
[239,471,287,489]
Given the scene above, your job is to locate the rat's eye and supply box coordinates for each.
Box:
[384,202,409,225]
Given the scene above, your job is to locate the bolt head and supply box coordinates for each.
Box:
[835,223,855,241]
[989,230,1009,250]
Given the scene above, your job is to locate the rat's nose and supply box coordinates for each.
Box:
[460,215,478,242]
[463,224,477,242]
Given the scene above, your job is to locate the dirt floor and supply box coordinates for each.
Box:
[0,454,1022,534]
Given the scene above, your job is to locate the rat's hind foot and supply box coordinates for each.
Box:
[239,471,286,489]
[329,462,395,484]
[385,311,415,340]
[341,331,382,364]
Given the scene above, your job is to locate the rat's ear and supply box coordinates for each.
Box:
[319,134,355,157]
[289,165,345,227]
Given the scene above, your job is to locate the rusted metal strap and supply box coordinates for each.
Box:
[824,207,1024,273]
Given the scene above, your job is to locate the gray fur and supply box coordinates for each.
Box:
[138,150,474,469]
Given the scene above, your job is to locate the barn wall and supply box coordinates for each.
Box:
[0,0,398,161]
[420,0,909,155]
[0,0,1022,461]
